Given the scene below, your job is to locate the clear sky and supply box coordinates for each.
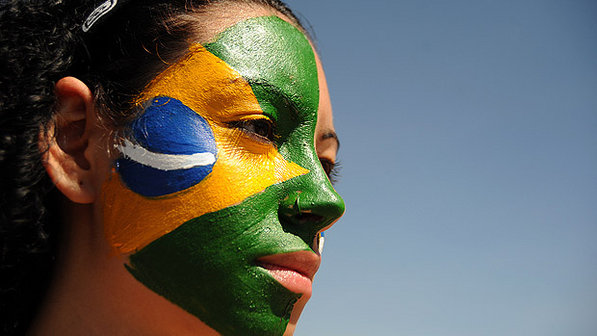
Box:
[283,1,597,335]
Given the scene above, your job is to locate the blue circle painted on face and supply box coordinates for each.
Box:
[117,97,217,197]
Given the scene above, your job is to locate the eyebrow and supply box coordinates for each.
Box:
[246,77,340,152]
[320,131,340,151]
[245,78,302,120]
[247,78,294,104]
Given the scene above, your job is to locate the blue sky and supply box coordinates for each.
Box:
[283,1,597,335]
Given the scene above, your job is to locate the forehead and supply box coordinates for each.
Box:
[203,16,319,121]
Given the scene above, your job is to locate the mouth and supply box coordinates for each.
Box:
[256,251,321,295]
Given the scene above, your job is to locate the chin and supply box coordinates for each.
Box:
[284,290,312,335]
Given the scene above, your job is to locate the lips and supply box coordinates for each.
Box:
[256,251,321,295]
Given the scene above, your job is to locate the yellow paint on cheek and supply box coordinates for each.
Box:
[102,44,308,254]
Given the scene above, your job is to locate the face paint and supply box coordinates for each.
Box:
[101,16,344,336]
[116,96,218,197]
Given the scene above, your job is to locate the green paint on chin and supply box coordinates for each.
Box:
[127,184,310,336]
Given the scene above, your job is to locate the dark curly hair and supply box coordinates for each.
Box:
[0,1,304,334]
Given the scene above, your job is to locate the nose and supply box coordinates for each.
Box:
[278,171,345,248]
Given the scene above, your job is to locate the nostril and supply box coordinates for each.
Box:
[294,212,324,224]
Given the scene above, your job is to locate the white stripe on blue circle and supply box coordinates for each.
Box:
[116,96,217,197]
[119,139,215,171]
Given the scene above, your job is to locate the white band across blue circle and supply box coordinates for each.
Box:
[117,96,218,197]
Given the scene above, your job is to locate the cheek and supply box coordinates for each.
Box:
[211,126,307,193]
[100,99,308,255]
[116,97,217,197]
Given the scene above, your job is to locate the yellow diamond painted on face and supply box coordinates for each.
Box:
[101,44,308,254]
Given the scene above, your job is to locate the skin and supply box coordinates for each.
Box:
[33,5,342,336]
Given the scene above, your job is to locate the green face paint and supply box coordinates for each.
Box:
[123,16,345,336]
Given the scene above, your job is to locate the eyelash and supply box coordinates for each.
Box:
[319,158,341,185]
[230,119,341,184]
[229,118,277,144]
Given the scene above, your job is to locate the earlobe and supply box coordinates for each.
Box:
[40,77,98,204]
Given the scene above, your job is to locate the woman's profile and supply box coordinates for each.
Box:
[0,1,344,335]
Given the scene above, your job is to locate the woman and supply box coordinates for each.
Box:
[0,0,344,335]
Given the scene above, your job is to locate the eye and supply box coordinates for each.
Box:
[319,158,341,185]
[229,118,276,143]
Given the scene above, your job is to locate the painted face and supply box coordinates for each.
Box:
[101,16,344,336]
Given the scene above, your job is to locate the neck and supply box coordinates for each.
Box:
[29,202,218,336]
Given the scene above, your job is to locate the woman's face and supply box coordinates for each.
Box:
[100,12,343,336]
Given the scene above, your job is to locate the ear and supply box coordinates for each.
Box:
[41,76,99,204]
